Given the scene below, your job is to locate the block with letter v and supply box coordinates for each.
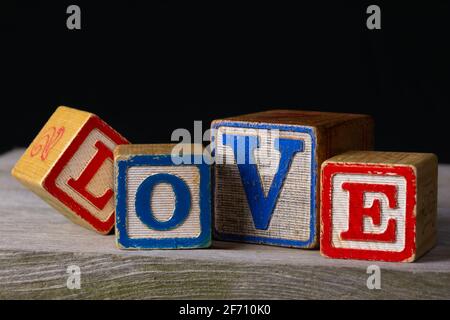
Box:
[212,110,373,248]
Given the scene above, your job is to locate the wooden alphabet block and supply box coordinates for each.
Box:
[114,144,211,249]
[321,151,438,262]
[212,110,373,248]
[12,106,129,234]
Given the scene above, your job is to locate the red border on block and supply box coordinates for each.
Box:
[321,163,416,262]
[43,116,129,233]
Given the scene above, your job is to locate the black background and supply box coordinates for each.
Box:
[1,1,449,161]
[1,300,447,316]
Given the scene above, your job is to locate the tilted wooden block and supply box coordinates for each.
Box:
[321,151,438,262]
[114,144,211,249]
[12,106,129,234]
[212,110,373,248]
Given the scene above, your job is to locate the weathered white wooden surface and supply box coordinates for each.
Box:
[0,149,449,299]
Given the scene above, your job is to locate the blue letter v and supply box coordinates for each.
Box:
[223,134,304,230]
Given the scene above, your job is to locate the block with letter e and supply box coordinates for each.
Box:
[212,110,373,248]
[114,144,211,249]
[11,106,129,234]
[321,151,438,262]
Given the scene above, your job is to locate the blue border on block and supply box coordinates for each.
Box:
[211,120,317,248]
[116,154,211,249]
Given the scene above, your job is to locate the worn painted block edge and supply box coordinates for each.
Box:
[43,115,129,234]
[115,154,212,249]
[211,120,318,248]
[320,162,419,262]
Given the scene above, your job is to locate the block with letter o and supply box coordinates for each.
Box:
[115,144,211,249]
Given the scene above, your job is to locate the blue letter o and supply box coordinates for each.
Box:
[135,173,191,231]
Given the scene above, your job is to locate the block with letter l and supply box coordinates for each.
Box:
[212,109,374,248]
[11,106,129,234]
[114,144,211,249]
[321,151,438,262]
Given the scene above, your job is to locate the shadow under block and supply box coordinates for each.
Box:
[212,110,374,248]
[11,106,129,234]
[114,144,211,249]
[321,151,438,262]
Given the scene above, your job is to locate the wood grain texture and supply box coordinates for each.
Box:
[214,127,314,246]
[1,150,450,299]
[212,110,373,249]
[114,144,211,249]
[321,151,438,262]
[11,107,92,231]
[115,144,178,158]
[220,109,373,129]
[11,106,129,234]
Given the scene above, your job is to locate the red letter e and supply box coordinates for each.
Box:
[340,183,397,242]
